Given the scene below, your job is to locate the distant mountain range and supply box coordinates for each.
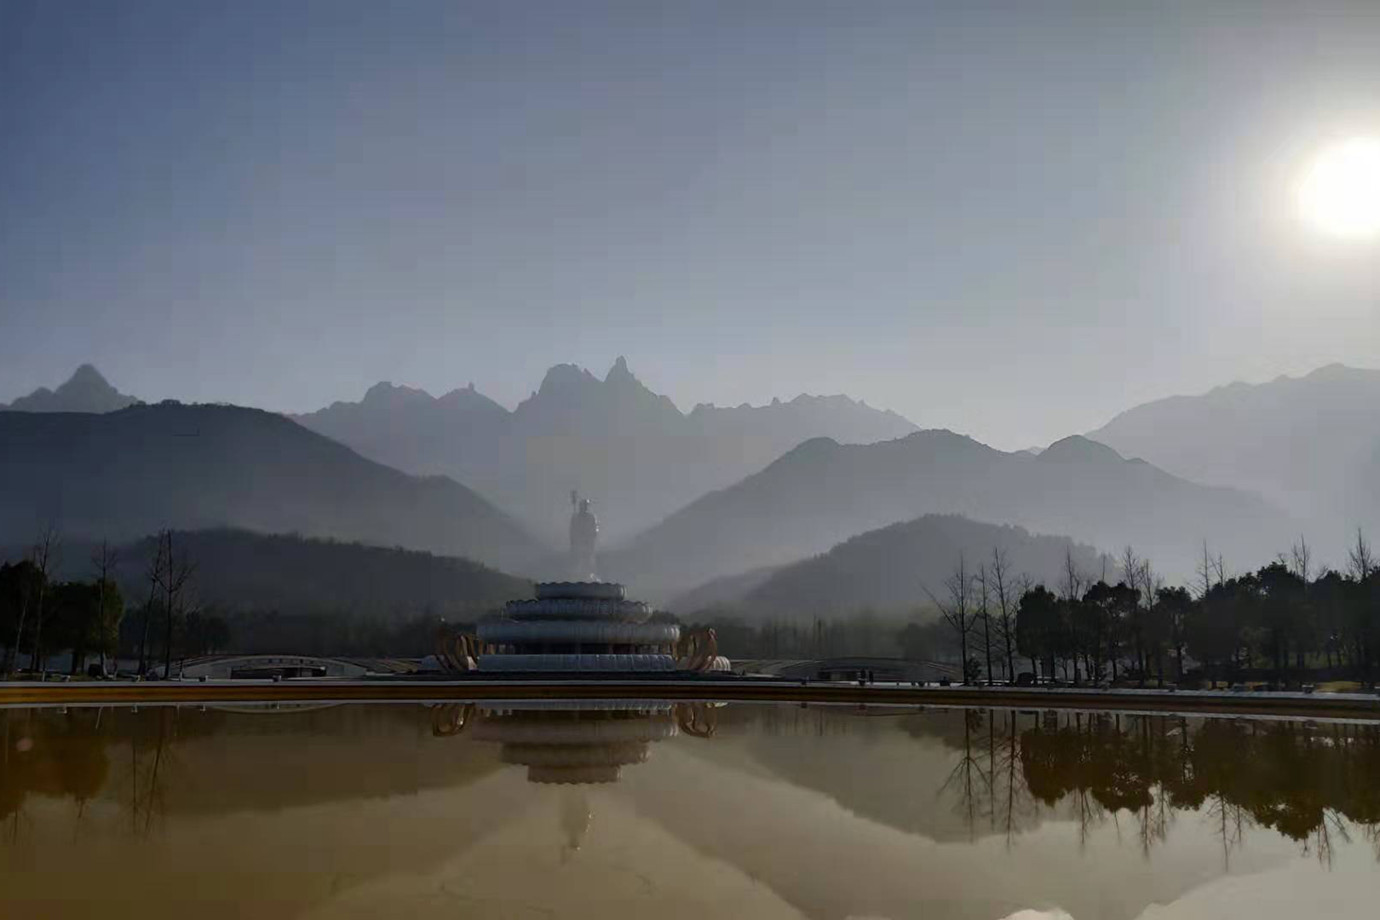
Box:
[0,402,544,574]
[670,514,1104,620]
[1089,363,1380,541]
[294,357,917,539]
[7,361,1369,603]
[604,431,1293,599]
[0,364,140,413]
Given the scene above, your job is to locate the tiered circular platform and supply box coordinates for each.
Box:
[477,581,680,672]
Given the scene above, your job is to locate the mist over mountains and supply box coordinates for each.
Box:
[604,430,1293,600]
[1089,364,1380,539]
[670,515,1105,619]
[0,402,543,574]
[295,357,917,540]
[4,361,1373,618]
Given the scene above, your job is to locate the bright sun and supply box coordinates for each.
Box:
[1298,137,1380,238]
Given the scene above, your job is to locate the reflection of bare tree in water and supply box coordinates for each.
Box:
[989,710,1039,849]
[938,709,991,842]
[1133,716,1172,858]
[1362,820,1380,860]
[937,709,1042,847]
[1306,811,1352,869]
[1007,709,1380,865]
[1204,792,1251,869]
[124,708,178,839]
[2,706,111,847]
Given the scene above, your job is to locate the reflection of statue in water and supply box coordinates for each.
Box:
[569,490,599,580]
[560,789,592,861]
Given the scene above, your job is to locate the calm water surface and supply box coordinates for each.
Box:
[1,701,1377,919]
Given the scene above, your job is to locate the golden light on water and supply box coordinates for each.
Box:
[1298,137,1380,238]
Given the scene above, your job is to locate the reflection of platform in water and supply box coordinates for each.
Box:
[431,699,716,785]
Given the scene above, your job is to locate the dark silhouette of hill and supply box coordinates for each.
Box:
[295,357,917,540]
[1,364,140,413]
[604,430,1293,599]
[671,515,1103,619]
[106,529,530,620]
[0,403,545,573]
[1089,363,1380,547]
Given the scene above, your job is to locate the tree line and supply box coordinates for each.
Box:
[1,529,232,678]
[2,531,125,678]
[954,532,1380,688]
[693,530,1380,690]
[1,527,499,675]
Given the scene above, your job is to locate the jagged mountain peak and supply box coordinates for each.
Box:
[295,358,925,540]
[2,364,140,413]
[67,363,108,386]
[362,380,434,404]
[605,355,637,385]
[536,362,599,395]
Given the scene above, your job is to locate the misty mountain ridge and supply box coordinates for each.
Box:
[0,402,544,574]
[295,356,918,539]
[1,364,140,413]
[103,529,531,622]
[603,427,1294,600]
[1088,363,1380,540]
[671,514,1104,620]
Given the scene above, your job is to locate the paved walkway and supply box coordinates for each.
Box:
[2,678,1377,720]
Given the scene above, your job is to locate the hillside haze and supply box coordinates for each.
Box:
[605,430,1293,599]
[295,357,917,539]
[671,514,1104,620]
[0,403,544,574]
[107,529,531,621]
[1089,364,1380,544]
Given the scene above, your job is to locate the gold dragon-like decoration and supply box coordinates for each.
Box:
[434,625,482,673]
[674,626,720,672]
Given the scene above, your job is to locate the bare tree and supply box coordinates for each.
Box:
[976,565,995,684]
[989,547,1018,682]
[1289,535,1314,583]
[137,535,167,675]
[91,540,119,676]
[4,559,37,677]
[154,530,195,679]
[1196,540,1227,599]
[928,555,976,683]
[1061,547,1083,602]
[1348,528,1374,581]
[1119,545,1140,589]
[22,526,60,679]
[1196,541,1214,599]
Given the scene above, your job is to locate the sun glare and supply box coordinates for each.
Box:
[1298,137,1380,238]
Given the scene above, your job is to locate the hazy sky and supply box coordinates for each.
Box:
[2,0,1378,449]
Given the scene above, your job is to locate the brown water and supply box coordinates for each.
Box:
[1,701,1377,919]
